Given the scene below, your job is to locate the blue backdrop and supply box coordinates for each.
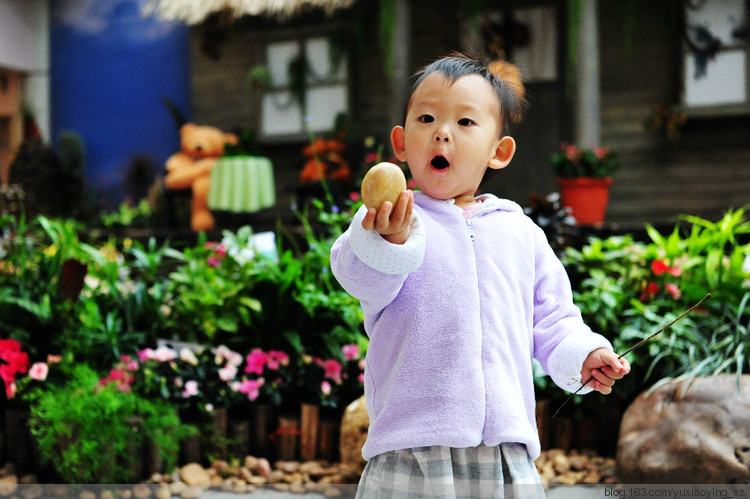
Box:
[50,0,190,204]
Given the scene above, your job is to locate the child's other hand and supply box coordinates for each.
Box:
[361,190,413,245]
[580,348,631,395]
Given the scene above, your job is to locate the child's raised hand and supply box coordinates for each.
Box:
[580,348,631,395]
[361,189,413,245]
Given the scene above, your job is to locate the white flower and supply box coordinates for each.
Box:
[219,364,238,382]
[180,347,199,366]
[154,345,177,362]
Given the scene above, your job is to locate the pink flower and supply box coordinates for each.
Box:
[320,359,343,384]
[235,379,264,401]
[138,348,156,362]
[342,344,360,361]
[321,380,332,396]
[205,242,227,267]
[183,380,199,398]
[204,242,227,256]
[245,349,267,375]
[267,351,289,369]
[358,372,365,383]
[349,191,361,202]
[29,362,48,381]
[665,283,682,299]
[594,147,610,159]
[47,354,62,364]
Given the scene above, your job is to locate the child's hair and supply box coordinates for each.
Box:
[406,53,526,136]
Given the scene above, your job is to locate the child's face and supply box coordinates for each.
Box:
[391,72,515,207]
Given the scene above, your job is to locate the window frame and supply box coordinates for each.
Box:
[680,0,750,117]
[258,27,350,142]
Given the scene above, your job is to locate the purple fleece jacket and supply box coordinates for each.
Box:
[330,191,611,460]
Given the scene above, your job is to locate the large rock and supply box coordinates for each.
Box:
[617,375,750,483]
[339,395,369,470]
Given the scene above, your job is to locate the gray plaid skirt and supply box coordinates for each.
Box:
[354,443,545,499]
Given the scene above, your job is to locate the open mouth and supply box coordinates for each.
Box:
[431,155,450,170]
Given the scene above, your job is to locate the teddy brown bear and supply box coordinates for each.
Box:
[164,123,238,231]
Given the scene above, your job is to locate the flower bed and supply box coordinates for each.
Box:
[3,198,750,483]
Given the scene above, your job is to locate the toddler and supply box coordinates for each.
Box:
[330,54,629,498]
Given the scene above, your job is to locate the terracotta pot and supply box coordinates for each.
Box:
[557,177,613,225]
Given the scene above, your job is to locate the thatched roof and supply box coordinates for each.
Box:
[143,0,358,25]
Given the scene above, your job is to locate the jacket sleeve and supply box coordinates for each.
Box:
[330,205,425,318]
[530,226,612,394]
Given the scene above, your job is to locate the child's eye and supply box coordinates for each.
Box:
[458,118,475,126]
[418,114,435,123]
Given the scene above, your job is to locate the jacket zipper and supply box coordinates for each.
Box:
[465,216,477,242]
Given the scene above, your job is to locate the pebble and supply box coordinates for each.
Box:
[0,448,618,497]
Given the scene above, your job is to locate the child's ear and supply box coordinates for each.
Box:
[488,136,516,170]
[390,126,408,162]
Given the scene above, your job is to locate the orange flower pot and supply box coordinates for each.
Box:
[557,177,613,225]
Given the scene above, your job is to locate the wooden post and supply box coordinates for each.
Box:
[554,417,574,451]
[210,406,228,459]
[318,421,339,462]
[250,404,272,458]
[229,417,250,459]
[299,404,320,461]
[275,416,299,461]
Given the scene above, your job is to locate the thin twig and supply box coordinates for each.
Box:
[551,292,711,419]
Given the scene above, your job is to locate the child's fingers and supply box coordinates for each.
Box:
[598,364,626,380]
[589,369,615,394]
[390,191,413,230]
[374,202,394,231]
[361,207,377,231]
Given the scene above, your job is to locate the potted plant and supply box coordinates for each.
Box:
[550,143,620,225]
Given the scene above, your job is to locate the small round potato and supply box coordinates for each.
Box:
[361,162,407,210]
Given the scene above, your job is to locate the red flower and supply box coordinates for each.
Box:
[651,260,682,277]
[0,339,29,399]
[640,282,659,302]
[594,147,610,159]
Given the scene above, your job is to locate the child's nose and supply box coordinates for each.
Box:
[434,127,450,142]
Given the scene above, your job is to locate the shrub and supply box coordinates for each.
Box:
[559,208,750,403]
[27,363,193,483]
